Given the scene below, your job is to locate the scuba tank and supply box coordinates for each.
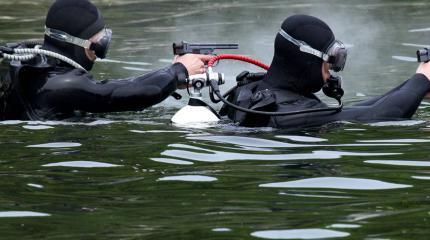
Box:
[171,70,225,124]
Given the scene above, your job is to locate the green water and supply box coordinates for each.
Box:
[2,0,430,239]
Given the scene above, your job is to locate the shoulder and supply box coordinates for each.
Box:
[44,68,96,89]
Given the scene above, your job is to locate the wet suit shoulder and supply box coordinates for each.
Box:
[222,74,430,129]
[17,60,188,120]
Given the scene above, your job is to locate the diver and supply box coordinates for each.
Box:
[0,0,212,120]
[220,14,430,128]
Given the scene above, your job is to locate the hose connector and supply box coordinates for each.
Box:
[188,71,225,89]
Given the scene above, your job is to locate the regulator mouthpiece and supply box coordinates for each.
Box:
[323,75,344,101]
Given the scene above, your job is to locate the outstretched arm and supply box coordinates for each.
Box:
[271,70,430,129]
[345,73,430,120]
[44,63,188,113]
[345,61,430,119]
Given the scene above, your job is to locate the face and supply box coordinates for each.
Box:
[84,30,105,61]
[321,62,330,82]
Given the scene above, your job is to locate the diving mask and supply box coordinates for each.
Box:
[45,27,112,59]
[278,28,347,72]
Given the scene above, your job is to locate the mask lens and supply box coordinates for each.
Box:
[90,28,112,59]
[327,41,347,72]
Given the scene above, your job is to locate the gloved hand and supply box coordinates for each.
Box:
[173,54,213,75]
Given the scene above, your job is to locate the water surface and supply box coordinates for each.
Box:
[1,0,430,239]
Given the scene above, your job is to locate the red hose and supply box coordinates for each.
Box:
[208,54,269,70]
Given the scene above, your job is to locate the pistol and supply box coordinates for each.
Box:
[173,41,238,55]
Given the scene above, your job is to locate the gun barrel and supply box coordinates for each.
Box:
[187,43,239,49]
[173,41,238,55]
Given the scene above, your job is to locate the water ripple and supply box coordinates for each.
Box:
[0,120,24,125]
[98,58,153,66]
[42,161,121,168]
[251,228,350,239]
[157,175,217,182]
[368,120,425,126]
[276,135,328,142]
[162,148,399,162]
[23,125,54,130]
[327,224,361,229]
[123,67,152,72]
[412,176,430,180]
[27,142,81,148]
[131,130,189,134]
[151,158,194,165]
[186,135,308,148]
[358,139,430,143]
[402,42,430,48]
[212,228,232,232]
[1,119,159,127]
[392,56,417,62]
[259,177,411,190]
[346,211,397,222]
[345,128,366,131]
[279,192,352,199]
[27,183,44,189]
[409,27,430,32]
[0,16,15,20]
[365,160,430,167]
[185,135,406,149]
[168,144,210,151]
[0,211,50,218]
[97,177,145,186]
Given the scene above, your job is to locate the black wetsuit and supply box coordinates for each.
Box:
[0,56,187,120]
[221,74,430,129]
[220,15,430,129]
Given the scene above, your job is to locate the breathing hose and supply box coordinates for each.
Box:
[0,45,86,71]
[207,54,269,103]
[208,54,270,70]
[210,79,342,116]
[19,40,44,48]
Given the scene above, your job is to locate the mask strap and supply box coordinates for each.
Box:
[45,26,92,49]
[278,29,329,61]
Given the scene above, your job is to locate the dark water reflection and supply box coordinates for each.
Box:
[2,0,430,239]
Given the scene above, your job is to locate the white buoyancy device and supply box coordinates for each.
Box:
[171,68,224,124]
